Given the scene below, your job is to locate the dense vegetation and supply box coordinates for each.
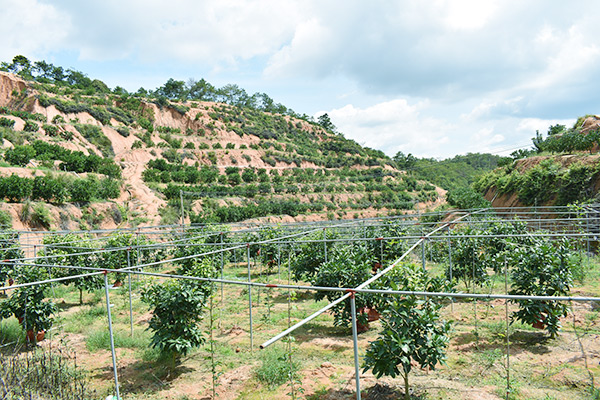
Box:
[0,55,437,227]
[394,152,509,191]
[473,119,600,206]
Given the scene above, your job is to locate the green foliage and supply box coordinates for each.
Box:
[141,259,214,362]
[0,117,15,128]
[311,242,377,327]
[508,237,575,337]
[446,187,490,209]
[399,152,508,191]
[40,233,104,303]
[116,126,130,137]
[445,226,489,290]
[474,159,600,206]
[21,202,53,229]
[0,264,57,338]
[0,174,33,202]
[0,209,12,228]
[23,120,39,132]
[4,144,35,166]
[255,346,299,389]
[0,231,22,283]
[74,123,114,157]
[362,263,452,400]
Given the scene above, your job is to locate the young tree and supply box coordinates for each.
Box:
[141,258,215,367]
[363,263,452,400]
[509,237,574,338]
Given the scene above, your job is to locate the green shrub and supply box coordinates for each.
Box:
[0,209,12,228]
[23,120,39,132]
[30,203,53,229]
[0,174,33,202]
[74,124,114,157]
[255,346,299,389]
[51,115,65,124]
[363,263,452,400]
[116,126,130,137]
[42,123,59,136]
[4,145,35,166]
[0,117,15,128]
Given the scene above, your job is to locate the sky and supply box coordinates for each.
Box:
[1,0,599,159]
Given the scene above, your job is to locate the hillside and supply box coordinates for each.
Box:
[0,59,445,230]
[474,116,600,208]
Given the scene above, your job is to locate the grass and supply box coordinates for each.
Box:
[0,317,25,346]
[254,345,299,389]
[86,329,150,351]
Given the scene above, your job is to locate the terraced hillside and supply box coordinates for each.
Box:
[0,61,443,230]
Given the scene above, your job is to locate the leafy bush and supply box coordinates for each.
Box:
[27,202,53,229]
[0,117,15,128]
[116,126,130,137]
[4,145,35,166]
[0,174,33,202]
[141,258,214,365]
[363,263,452,400]
[23,120,39,132]
[0,209,12,228]
[508,237,575,337]
[74,123,114,157]
[42,123,59,136]
[311,242,378,327]
[255,346,299,388]
[0,264,57,338]
[446,187,490,209]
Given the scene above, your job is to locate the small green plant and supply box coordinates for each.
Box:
[255,346,299,389]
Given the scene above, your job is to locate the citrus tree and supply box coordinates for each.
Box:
[141,258,215,367]
[0,231,22,285]
[363,263,452,400]
[508,237,574,337]
[40,233,103,304]
[311,242,377,327]
[444,226,488,290]
[0,264,57,342]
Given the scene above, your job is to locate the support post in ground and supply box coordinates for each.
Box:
[127,249,133,337]
[350,292,362,400]
[103,271,121,400]
[247,244,253,351]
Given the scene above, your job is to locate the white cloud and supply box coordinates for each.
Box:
[0,0,70,61]
[324,99,453,158]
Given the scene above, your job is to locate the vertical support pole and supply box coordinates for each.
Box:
[136,229,141,281]
[247,244,253,351]
[103,271,121,399]
[504,260,510,400]
[277,243,281,281]
[127,249,133,337]
[447,228,454,312]
[350,293,362,400]
[380,238,384,266]
[586,209,591,258]
[472,247,478,348]
[220,233,224,304]
[323,228,327,263]
[179,190,185,234]
[421,237,426,272]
